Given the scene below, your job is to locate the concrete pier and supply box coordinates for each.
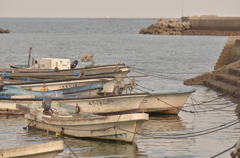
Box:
[203,67,240,98]
[181,17,240,31]
[140,16,240,36]
[227,38,240,64]
[184,37,240,101]
[214,36,240,70]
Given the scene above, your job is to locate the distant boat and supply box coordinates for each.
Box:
[16,101,149,142]
[0,140,64,158]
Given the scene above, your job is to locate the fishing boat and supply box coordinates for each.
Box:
[110,81,195,114]
[3,76,116,92]
[0,82,107,97]
[0,93,149,115]
[1,63,128,78]
[0,79,195,115]
[0,140,64,158]
[0,73,195,115]
[0,51,129,76]
[1,67,130,80]
[16,99,149,143]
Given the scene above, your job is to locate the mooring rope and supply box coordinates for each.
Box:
[130,69,185,81]
[210,143,237,158]
[196,89,222,99]
[189,96,205,112]
[115,120,240,139]
[152,96,196,113]
[186,95,237,113]
[143,118,240,136]
[129,66,197,81]
[136,84,155,91]
[130,66,205,75]
[61,137,78,158]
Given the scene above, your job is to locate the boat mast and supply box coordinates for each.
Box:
[27,47,32,68]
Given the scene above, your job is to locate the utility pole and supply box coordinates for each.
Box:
[182,0,184,17]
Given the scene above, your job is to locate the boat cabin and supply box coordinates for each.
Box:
[34,58,71,70]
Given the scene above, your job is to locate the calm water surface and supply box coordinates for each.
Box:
[0,18,238,158]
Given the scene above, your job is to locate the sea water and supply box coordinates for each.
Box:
[0,18,238,158]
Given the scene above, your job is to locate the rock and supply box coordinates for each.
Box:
[182,21,191,30]
[139,18,191,35]
[5,29,10,33]
[0,28,10,33]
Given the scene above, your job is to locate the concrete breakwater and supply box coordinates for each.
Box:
[181,16,240,31]
[182,30,240,36]
[0,28,10,33]
[139,18,190,35]
[140,16,240,36]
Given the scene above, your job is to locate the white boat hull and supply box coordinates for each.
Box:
[61,94,147,115]
[25,113,148,142]
[0,140,64,158]
[0,93,148,115]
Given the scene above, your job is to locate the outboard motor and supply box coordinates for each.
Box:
[71,60,78,69]
[0,80,4,91]
[42,96,53,115]
[53,67,59,72]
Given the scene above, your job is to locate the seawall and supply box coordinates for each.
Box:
[184,37,240,102]
[227,39,240,64]
[181,17,240,31]
[140,16,240,36]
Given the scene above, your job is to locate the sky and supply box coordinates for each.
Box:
[0,0,240,18]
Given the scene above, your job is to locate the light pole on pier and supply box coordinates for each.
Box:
[182,0,184,17]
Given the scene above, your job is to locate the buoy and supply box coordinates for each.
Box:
[56,133,61,137]
[41,87,49,92]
